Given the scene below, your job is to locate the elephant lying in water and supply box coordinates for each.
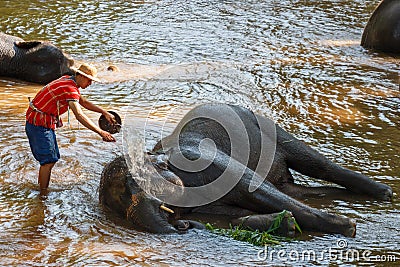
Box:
[361,0,400,54]
[0,32,74,83]
[99,104,392,237]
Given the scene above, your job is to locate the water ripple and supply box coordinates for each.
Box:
[0,0,399,266]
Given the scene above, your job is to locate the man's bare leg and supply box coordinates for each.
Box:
[38,162,55,195]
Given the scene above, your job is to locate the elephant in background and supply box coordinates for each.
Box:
[99,104,392,237]
[361,0,400,54]
[0,32,74,83]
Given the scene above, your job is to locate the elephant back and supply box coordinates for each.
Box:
[361,0,400,54]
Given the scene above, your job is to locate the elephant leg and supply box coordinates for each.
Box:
[267,160,351,200]
[186,148,357,237]
[231,211,297,237]
[169,143,356,236]
[280,183,352,200]
[234,171,356,237]
[276,126,392,200]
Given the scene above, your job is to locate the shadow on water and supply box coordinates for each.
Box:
[0,0,399,266]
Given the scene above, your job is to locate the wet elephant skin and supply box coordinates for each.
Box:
[361,0,400,54]
[0,32,74,83]
[99,103,393,237]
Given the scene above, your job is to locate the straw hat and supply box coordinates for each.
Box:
[72,63,101,82]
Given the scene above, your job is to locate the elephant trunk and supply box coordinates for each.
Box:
[126,192,178,234]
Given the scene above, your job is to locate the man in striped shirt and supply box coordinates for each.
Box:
[25,63,116,196]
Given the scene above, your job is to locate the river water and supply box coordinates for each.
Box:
[0,0,399,266]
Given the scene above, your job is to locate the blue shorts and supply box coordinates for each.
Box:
[25,122,60,165]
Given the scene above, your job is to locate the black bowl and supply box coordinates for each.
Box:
[98,111,122,134]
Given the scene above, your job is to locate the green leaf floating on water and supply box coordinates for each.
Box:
[205,210,301,246]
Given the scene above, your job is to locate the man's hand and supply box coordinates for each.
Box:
[103,111,117,125]
[100,130,116,142]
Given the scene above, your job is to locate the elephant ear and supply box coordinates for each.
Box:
[14,41,42,49]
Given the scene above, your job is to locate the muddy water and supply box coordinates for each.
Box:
[0,0,399,266]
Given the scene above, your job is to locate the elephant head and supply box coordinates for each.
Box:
[0,32,74,83]
[99,155,194,234]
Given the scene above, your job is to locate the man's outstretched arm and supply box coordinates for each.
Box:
[79,96,116,124]
[68,101,115,142]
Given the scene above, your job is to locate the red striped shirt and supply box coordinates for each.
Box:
[26,75,80,129]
